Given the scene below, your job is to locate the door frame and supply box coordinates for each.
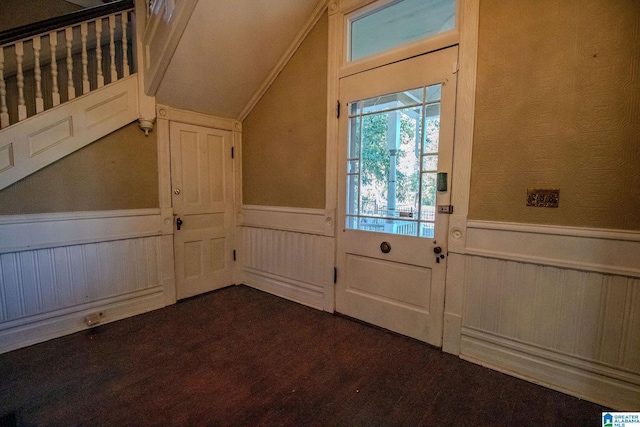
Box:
[155,105,243,302]
[325,0,481,353]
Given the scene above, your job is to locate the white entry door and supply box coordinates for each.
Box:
[336,47,458,346]
[170,122,235,300]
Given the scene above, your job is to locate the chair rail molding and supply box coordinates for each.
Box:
[241,205,333,237]
[465,220,640,278]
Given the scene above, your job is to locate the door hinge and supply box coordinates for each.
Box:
[336,101,340,119]
[334,267,337,284]
[233,250,236,261]
[231,147,235,159]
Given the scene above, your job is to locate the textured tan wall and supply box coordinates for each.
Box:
[0,0,82,32]
[469,0,640,230]
[242,13,328,209]
[0,122,159,214]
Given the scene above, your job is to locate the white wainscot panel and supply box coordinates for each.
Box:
[242,226,333,311]
[0,210,174,353]
[458,222,640,410]
[0,237,161,323]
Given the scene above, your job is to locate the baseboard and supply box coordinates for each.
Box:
[0,286,165,354]
[243,269,324,311]
[460,328,640,410]
[442,312,462,355]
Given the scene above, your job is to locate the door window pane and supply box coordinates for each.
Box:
[346,84,442,238]
[424,103,441,153]
[348,114,361,158]
[361,88,423,114]
[350,0,456,62]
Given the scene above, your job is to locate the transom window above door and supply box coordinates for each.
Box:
[346,84,442,238]
[348,0,457,62]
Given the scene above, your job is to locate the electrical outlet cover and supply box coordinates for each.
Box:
[527,189,559,208]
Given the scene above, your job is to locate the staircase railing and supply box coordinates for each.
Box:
[0,0,135,129]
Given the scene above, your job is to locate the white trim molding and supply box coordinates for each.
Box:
[450,0,479,218]
[241,205,333,236]
[466,220,640,278]
[442,0,478,356]
[156,104,240,132]
[0,209,162,254]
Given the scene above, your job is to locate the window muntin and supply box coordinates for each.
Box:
[346,84,442,238]
[349,0,456,62]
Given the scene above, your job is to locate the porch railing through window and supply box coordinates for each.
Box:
[0,0,135,129]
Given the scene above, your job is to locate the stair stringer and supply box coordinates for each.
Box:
[0,74,139,191]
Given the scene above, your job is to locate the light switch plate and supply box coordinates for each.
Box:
[527,189,559,207]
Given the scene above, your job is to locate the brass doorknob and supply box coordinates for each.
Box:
[380,242,391,253]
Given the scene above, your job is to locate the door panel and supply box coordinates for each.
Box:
[336,47,458,346]
[345,254,431,308]
[171,122,234,300]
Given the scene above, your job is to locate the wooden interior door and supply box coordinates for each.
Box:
[335,47,458,346]
[170,122,234,300]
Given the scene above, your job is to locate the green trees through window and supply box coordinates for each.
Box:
[346,85,441,237]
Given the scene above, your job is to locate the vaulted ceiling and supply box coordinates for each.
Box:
[155,0,322,120]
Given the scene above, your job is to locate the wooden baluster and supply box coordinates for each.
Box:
[95,18,104,88]
[121,11,130,77]
[109,15,117,82]
[81,22,89,94]
[15,41,27,121]
[65,27,75,100]
[0,48,9,128]
[49,31,60,106]
[33,36,44,114]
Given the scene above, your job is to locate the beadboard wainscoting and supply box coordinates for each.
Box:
[449,220,640,410]
[0,209,175,353]
[240,205,335,311]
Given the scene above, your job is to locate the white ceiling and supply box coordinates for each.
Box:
[155,0,321,120]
